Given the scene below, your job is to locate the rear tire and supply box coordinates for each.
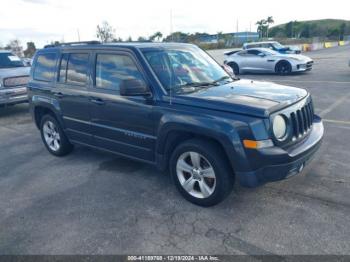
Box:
[170,139,234,206]
[275,61,292,75]
[40,114,73,156]
[228,62,240,75]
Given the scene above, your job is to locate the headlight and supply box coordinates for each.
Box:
[273,115,287,140]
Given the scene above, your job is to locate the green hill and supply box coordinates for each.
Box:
[269,19,350,39]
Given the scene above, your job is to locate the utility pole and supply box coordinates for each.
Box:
[236,19,239,33]
[77,29,80,41]
[170,9,173,42]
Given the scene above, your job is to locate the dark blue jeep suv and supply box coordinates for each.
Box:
[28,41,324,206]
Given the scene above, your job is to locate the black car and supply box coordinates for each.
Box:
[28,41,324,206]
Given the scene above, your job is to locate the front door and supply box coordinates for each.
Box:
[89,51,156,162]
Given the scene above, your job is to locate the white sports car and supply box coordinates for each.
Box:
[224,48,313,75]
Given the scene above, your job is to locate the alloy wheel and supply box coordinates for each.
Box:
[43,120,61,151]
[176,151,216,199]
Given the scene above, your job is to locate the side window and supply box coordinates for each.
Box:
[33,53,57,82]
[237,51,248,56]
[95,54,145,91]
[247,50,261,56]
[58,53,89,85]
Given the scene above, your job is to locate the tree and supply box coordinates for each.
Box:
[5,39,23,57]
[96,21,116,43]
[126,36,133,42]
[112,37,123,42]
[163,31,189,42]
[23,42,36,58]
[266,16,274,38]
[149,31,163,42]
[256,19,267,38]
[137,36,148,42]
[340,23,346,40]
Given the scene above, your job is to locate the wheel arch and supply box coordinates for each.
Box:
[226,61,240,74]
[32,103,63,129]
[155,120,248,175]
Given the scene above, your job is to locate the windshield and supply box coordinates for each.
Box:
[142,47,232,94]
[0,53,24,68]
[263,49,280,55]
[271,42,286,49]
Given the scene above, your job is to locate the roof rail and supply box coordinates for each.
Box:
[44,41,101,48]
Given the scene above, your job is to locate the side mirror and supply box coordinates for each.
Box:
[258,53,266,57]
[120,79,151,97]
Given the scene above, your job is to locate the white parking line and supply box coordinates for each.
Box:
[319,93,350,117]
[323,119,350,125]
[258,79,350,84]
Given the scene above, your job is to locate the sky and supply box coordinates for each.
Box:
[1,0,349,48]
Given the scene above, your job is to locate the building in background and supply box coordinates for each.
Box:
[197,32,259,46]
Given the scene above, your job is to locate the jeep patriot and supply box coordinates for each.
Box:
[28,41,324,206]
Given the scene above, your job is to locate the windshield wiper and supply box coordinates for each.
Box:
[212,76,234,84]
[177,81,219,88]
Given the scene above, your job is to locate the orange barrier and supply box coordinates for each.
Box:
[303,44,311,52]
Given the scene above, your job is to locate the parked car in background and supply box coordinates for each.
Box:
[0,51,30,107]
[22,58,33,67]
[224,48,313,75]
[243,41,301,54]
[28,42,323,206]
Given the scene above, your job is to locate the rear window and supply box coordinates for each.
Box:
[0,53,24,68]
[58,53,89,85]
[33,53,57,82]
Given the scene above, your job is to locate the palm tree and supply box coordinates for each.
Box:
[155,31,163,42]
[256,20,266,38]
[266,16,274,38]
[149,31,163,42]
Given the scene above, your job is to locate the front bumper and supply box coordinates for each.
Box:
[0,86,28,105]
[238,116,324,187]
[294,61,313,72]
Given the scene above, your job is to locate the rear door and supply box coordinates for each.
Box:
[89,50,156,162]
[55,51,93,144]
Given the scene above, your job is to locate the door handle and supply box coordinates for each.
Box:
[90,97,105,105]
[53,92,64,98]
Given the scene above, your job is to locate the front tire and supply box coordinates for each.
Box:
[170,139,234,206]
[40,114,73,156]
[275,61,292,75]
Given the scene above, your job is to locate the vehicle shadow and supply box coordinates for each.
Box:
[0,103,29,118]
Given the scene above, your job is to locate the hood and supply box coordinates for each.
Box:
[276,53,312,62]
[0,67,30,79]
[172,79,308,117]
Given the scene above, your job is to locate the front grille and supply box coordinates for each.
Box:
[306,61,313,69]
[3,76,29,88]
[290,100,314,139]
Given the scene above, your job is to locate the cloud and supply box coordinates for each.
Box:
[1,0,349,48]
[20,0,49,4]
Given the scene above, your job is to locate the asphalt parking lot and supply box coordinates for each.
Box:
[0,45,350,255]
